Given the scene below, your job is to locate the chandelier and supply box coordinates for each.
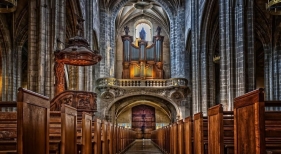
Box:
[266,0,281,15]
[0,0,17,13]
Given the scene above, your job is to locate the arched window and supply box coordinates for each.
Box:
[135,23,152,41]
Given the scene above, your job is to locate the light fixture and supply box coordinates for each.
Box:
[0,0,17,13]
[213,55,220,64]
[266,0,281,15]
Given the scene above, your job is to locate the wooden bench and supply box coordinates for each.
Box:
[234,88,281,154]
[49,104,77,154]
[193,112,208,154]
[76,112,92,154]
[177,119,184,154]
[17,88,50,154]
[0,102,17,154]
[0,88,50,154]
[208,104,234,154]
[93,118,101,154]
[101,120,108,154]
[184,116,193,154]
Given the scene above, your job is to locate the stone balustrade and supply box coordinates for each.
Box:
[96,78,188,88]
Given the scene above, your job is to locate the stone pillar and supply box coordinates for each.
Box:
[235,0,246,96]
[28,0,38,92]
[98,10,111,78]
[219,0,237,111]
[84,0,94,91]
[49,0,66,98]
[191,0,201,114]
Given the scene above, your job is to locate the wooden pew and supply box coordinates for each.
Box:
[112,124,117,154]
[107,123,113,154]
[0,102,17,153]
[101,120,108,154]
[49,111,61,154]
[17,88,50,154]
[193,112,208,154]
[49,104,77,154]
[61,104,77,154]
[208,104,234,154]
[81,112,92,154]
[184,116,193,154]
[234,88,281,154]
[93,118,101,154]
[177,120,184,154]
[0,101,16,112]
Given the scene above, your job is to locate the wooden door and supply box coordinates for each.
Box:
[132,105,155,139]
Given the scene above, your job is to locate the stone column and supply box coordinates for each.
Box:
[191,0,201,114]
[28,0,38,92]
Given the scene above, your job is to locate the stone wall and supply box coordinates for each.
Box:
[189,0,281,115]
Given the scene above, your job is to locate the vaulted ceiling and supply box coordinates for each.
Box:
[100,0,183,11]
[100,0,184,34]
[115,0,170,34]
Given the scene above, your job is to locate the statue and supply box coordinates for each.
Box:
[122,62,130,79]
[76,15,85,36]
[139,27,146,40]
[124,26,130,35]
[156,26,161,35]
[155,62,163,79]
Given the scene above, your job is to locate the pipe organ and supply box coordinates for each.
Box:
[121,28,164,79]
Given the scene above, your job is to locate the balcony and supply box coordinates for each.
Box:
[96,78,188,88]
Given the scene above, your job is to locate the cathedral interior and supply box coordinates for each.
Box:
[0,0,281,140]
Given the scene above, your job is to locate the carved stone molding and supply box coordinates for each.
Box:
[96,85,188,105]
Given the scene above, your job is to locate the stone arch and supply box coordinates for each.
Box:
[254,5,272,101]
[199,0,219,110]
[105,94,181,121]
[115,100,171,119]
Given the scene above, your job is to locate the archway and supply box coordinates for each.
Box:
[107,94,179,125]
[115,99,171,139]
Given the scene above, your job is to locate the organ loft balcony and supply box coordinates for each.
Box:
[95,26,190,121]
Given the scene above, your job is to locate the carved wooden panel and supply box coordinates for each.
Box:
[50,90,97,114]
[132,105,155,139]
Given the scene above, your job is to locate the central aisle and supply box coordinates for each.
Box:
[124,139,163,154]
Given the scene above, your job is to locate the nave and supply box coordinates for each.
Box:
[124,139,162,154]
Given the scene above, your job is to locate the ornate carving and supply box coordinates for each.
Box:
[0,130,16,139]
[61,95,74,106]
[77,93,92,109]
[171,91,184,105]
[101,91,115,100]
[54,62,65,95]
[50,91,97,113]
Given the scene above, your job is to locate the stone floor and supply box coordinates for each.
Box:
[124,139,163,154]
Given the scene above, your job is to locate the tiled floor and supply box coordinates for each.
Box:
[124,139,163,154]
